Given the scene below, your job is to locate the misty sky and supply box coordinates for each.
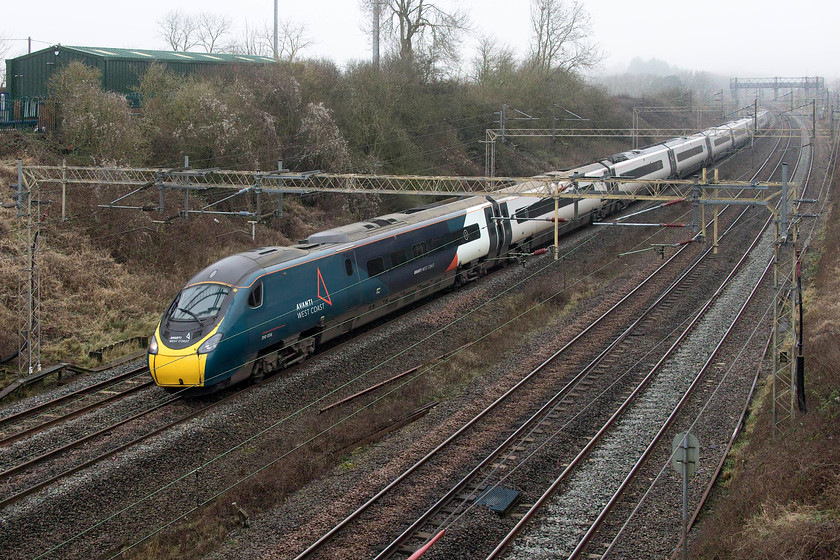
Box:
[4,0,838,80]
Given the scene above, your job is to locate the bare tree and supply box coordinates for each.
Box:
[362,0,469,69]
[528,0,600,74]
[0,31,10,88]
[226,19,311,62]
[471,35,516,86]
[277,20,312,64]
[196,12,233,53]
[158,10,199,51]
[228,22,271,56]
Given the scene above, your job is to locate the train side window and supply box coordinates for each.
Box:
[391,248,409,266]
[412,242,427,258]
[344,258,354,276]
[366,256,385,277]
[248,281,263,309]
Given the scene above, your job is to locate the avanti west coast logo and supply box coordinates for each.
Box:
[295,268,332,319]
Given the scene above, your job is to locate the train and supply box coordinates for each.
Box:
[147,110,770,392]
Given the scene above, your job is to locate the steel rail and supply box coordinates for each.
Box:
[382,154,779,557]
[488,196,776,559]
[292,229,706,559]
[372,188,771,558]
[0,393,181,483]
[0,304,442,511]
[293,116,788,560]
[570,109,803,557]
[584,258,773,559]
[302,167,762,558]
[0,378,153,447]
[372,244,717,559]
[0,366,149,433]
[483,113,792,559]
[665,328,774,560]
[661,110,821,560]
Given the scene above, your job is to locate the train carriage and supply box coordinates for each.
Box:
[665,135,710,177]
[149,111,768,392]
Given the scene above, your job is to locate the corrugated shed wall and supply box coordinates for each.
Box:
[7,46,273,98]
[7,49,104,97]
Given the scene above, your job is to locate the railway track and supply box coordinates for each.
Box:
[498,112,808,559]
[0,281,480,518]
[571,111,818,560]
[291,194,774,559]
[0,110,808,560]
[579,261,774,559]
[499,217,775,559]
[284,114,799,559]
[0,365,152,446]
[574,111,820,560]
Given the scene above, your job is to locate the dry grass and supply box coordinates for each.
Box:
[691,160,840,559]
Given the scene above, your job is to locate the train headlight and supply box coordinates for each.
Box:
[198,333,224,354]
[147,336,158,355]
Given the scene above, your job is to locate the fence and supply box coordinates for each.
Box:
[0,94,54,130]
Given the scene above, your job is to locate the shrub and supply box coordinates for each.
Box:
[48,61,147,165]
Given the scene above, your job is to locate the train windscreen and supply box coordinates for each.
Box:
[165,283,231,324]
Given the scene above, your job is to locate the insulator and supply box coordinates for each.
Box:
[532,248,549,256]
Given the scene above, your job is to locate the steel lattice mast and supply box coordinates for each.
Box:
[15,159,41,377]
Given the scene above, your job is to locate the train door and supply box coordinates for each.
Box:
[703,136,714,166]
[484,206,499,257]
[485,198,513,258]
[498,202,512,254]
[666,148,677,176]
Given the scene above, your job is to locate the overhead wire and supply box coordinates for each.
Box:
[22,116,779,555]
[603,127,827,553]
[434,200,774,538]
[42,188,704,558]
[34,203,614,558]
[378,129,791,541]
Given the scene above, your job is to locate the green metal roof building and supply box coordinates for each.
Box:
[6,45,276,98]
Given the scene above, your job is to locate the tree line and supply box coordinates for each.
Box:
[37,1,638,177]
[158,0,600,74]
[46,53,621,176]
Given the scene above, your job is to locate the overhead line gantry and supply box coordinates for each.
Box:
[13,163,807,433]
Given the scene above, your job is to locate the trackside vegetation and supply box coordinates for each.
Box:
[0,56,640,367]
[1,50,837,560]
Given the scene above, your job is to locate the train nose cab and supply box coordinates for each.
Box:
[148,282,230,389]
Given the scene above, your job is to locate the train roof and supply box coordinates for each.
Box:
[303,197,482,246]
[187,247,310,287]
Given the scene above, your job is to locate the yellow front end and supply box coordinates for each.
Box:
[148,326,207,388]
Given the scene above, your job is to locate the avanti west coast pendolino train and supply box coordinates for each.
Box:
[148,111,770,392]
